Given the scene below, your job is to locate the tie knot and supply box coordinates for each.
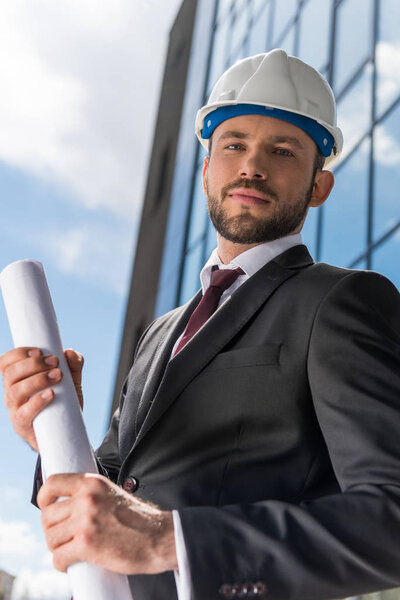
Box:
[210,266,244,291]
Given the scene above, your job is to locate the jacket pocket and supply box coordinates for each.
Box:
[207,343,281,371]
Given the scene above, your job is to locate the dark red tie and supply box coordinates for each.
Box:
[173,266,243,356]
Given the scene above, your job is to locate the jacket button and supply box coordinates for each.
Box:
[219,583,234,599]
[122,476,138,492]
[234,583,248,598]
[254,582,267,597]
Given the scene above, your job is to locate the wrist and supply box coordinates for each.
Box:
[154,511,178,572]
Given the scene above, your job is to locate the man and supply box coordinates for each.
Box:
[1,49,400,600]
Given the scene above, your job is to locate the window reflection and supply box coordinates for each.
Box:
[272,0,298,45]
[337,64,372,160]
[334,0,373,94]
[276,23,295,55]
[229,2,250,60]
[230,43,248,65]
[234,0,247,14]
[298,0,331,72]
[251,0,271,21]
[376,0,400,117]
[205,218,218,260]
[186,166,209,249]
[321,138,370,267]
[207,17,231,93]
[373,104,400,242]
[248,3,271,55]
[179,242,204,304]
[301,205,319,259]
[216,0,234,25]
[372,232,400,291]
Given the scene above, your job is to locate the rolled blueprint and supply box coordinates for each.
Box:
[0,259,132,600]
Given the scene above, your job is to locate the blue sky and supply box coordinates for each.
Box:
[0,1,181,597]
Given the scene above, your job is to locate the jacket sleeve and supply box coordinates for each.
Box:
[178,270,400,600]
[95,396,124,484]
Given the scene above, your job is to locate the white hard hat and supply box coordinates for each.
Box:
[195,49,343,167]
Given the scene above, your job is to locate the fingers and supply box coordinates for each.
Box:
[38,473,85,509]
[64,348,84,375]
[52,539,80,573]
[38,473,108,509]
[41,497,72,529]
[42,502,78,573]
[4,357,62,411]
[1,347,63,450]
[1,346,85,448]
[0,347,41,374]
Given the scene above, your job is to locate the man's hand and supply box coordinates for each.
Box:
[38,473,178,575]
[0,347,84,452]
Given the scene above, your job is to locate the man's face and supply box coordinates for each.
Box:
[203,114,328,245]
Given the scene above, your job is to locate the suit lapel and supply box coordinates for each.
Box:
[131,245,314,450]
[119,291,202,461]
[134,291,202,432]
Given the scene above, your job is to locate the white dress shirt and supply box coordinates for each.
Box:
[172,234,303,599]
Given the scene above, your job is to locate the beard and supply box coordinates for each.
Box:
[206,177,314,244]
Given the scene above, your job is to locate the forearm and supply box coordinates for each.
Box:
[179,484,400,599]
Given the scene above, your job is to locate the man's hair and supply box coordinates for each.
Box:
[314,151,325,172]
[208,136,326,173]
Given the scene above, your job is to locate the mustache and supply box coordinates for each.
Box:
[221,179,279,202]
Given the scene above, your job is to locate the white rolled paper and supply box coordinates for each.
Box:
[0,259,132,600]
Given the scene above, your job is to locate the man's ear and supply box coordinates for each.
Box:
[202,156,209,194]
[309,170,335,208]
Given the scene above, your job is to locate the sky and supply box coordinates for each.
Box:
[0,1,182,598]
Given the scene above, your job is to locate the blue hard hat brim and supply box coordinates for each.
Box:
[201,104,334,157]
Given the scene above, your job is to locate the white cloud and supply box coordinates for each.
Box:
[0,0,181,218]
[374,124,400,166]
[334,40,400,171]
[31,221,136,295]
[0,519,43,557]
[0,520,70,599]
[336,64,373,163]
[0,486,24,503]
[376,40,400,110]
[12,567,70,600]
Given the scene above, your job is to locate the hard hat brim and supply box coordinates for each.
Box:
[195,100,343,168]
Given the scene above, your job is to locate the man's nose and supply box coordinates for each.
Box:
[238,152,268,179]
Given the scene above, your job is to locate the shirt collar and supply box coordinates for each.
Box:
[200,233,303,293]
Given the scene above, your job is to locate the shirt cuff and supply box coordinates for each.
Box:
[172,510,192,600]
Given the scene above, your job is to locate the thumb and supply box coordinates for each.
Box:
[64,348,84,409]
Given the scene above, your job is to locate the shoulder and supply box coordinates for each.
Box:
[306,265,400,341]
[299,262,399,301]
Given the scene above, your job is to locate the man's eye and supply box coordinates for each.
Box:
[275,148,293,156]
[225,143,243,150]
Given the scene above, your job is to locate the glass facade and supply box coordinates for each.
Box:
[155,0,400,320]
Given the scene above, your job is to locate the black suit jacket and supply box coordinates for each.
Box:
[95,245,400,600]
